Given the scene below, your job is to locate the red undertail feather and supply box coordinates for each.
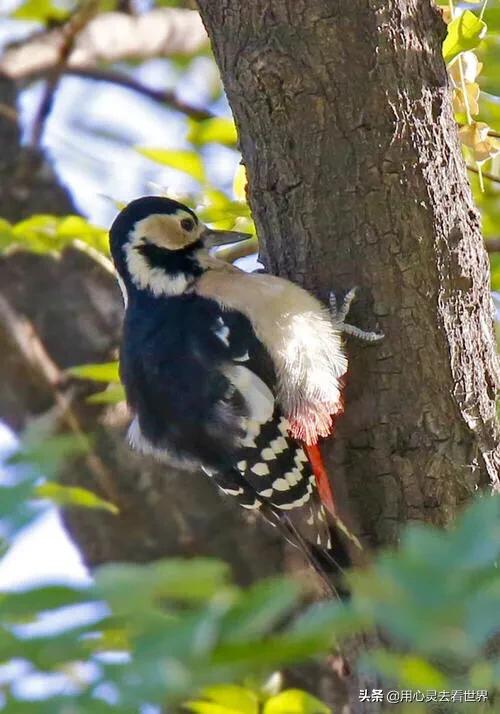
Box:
[303,442,337,516]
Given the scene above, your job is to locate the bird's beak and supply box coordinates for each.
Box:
[202,226,252,247]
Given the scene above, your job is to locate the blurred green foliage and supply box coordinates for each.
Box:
[1,433,499,712]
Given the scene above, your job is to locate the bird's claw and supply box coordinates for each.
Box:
[329,287,384,343]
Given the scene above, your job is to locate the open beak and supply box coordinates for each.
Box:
[202,226,252,248]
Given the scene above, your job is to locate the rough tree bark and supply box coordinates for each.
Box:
[196,0,499,536]
[194,1,500,707]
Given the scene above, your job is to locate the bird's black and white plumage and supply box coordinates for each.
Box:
[109,196,372,595]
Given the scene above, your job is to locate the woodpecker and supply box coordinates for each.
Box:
[109,196,382,596]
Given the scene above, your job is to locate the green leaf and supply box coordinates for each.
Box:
[233,164,247,201]
[95,559,230,613]
[12,0,69,22]
[0,585,93,620]
[188,118,238,148]
[7,433,88,480]
[35,482,118,514]
[137,148,206,183]
[56,215,109,255]
[263,690,330,714]
[365,651,447,689]
[185,685,259,714]
[184,703,244,714]
[0,218,14,250]
[68,361,120,383]
[220,578,301,644]
[443,10,487,63]
[86,384,126,405]
[490,253,500,291]
[7,214,108,256]
[482,7,500,33]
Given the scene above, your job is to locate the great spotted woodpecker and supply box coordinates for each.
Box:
[109,196,382,596]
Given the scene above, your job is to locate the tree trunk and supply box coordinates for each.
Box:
[196,0,500,707]
[196,0,499,532]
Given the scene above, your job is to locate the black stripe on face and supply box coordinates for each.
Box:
[136,239,204,279]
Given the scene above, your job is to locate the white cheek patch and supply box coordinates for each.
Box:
[124,240,190,296]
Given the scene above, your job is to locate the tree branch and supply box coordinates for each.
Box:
[0,8,208,80]
[30,1,99,146]
[467,164,500,186]
[63,67,214,120]
[485,238,500,254]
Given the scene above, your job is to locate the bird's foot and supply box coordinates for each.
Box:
[329,287,384,343]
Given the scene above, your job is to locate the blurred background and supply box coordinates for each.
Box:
[0,0,499,711]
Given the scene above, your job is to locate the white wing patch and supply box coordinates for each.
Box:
[214,316,230,346]
[224,364,275,423]
[234,351,250,362]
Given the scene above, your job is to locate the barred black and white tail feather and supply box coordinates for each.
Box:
[207,461,352,599]
[278,513,352,600]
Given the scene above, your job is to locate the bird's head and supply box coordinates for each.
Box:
[109,196,249,301]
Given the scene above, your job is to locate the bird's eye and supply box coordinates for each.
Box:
[180,218,195,232]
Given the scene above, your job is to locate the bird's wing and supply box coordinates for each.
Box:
[122,294,276,472]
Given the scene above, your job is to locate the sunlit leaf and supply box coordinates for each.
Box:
[449,52,482,85]
[68,362,120,383]
[452,83,480,116]
[12,0,69,22]
[188,118,238,148]
[137,148,206,183]
[233,164,247,202]
[263,689,330,714]
[0,218,14,250]
[5,214,108,256]
[443,11,487,64]
[185,685,259,714]
[35,482,118,514]
[86,384,126,405]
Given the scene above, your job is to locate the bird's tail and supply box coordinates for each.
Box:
[281,511,357,599]
[296,441,362,598]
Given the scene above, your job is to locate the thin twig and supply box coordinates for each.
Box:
[30,1,99,147]
[216,237,258,263]
[485,238,500,254]
[0,103,18,123]
[64,67,214,120]
[0,294,120,506]
[467,164,500,186]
